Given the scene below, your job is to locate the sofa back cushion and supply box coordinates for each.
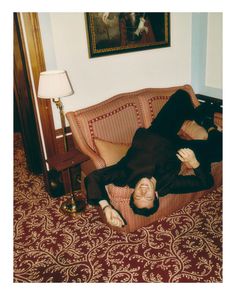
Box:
[137,85,200,128]
[72,93,145,152]
[67,85,201,159]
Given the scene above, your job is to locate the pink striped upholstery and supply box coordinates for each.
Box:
[67,92,146,170]
[66,85,222,233]
[214,112,223,128]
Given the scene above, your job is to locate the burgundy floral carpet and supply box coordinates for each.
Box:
[14,133,222,282]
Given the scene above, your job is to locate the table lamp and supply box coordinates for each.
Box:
[38,70,84,215]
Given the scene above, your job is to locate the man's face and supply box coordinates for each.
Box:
[133,177,157,209]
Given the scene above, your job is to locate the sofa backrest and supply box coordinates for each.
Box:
[66,84,200,159]
[67,91,146,153]
[137,84,200,128]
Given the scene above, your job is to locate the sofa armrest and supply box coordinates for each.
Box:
[178,111,222,141]
[214,112,222,128]
[66,112,106,169]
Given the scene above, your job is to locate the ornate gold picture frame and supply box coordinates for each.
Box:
[86,13,170,57]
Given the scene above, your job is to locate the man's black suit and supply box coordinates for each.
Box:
[85,90,221,206]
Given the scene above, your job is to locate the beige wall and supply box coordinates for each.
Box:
[38,13,192,129]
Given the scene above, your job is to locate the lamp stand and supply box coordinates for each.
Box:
[53,98,68,152]
[53,98,85,216]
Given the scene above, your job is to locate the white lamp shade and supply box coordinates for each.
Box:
[38,70,73,99]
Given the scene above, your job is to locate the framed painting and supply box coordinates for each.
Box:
[86,13,171,57]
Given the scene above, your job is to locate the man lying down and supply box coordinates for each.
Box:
[85,89,222,228]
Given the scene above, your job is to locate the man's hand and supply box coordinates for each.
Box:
[99,200,125,228]
[103,206,125,228]
[176,148,200,169]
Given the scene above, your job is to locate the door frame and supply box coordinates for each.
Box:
[14,12,58,189]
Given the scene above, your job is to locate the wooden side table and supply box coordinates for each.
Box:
[48,149,89,216]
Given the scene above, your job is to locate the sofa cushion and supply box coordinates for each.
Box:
[178,120,208,140]
[94,138,130,166]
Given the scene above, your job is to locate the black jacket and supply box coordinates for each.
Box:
[85,127,214,205]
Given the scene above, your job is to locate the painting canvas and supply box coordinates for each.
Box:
[86,13,170,57]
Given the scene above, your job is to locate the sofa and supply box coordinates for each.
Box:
[66,85,222,233]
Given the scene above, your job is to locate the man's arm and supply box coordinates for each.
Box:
[169,148,214,193]
[85,164,123,205]
[85,164,125,227]
[168,168,214,194]
[99,200,125,227]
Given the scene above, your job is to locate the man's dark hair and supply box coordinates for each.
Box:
[129,193,159,217]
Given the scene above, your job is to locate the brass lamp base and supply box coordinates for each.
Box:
[60,195,86,216]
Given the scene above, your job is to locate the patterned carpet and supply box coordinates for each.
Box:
[14,133,222,282]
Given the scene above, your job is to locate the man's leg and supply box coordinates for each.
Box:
[148,89,195,138]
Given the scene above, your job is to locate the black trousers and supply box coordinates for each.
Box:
[149,89,195,138]
[148,89,222,164]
